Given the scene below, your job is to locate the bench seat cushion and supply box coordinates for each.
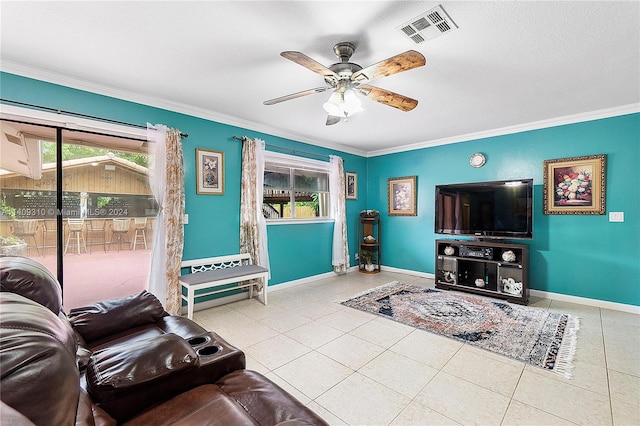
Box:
[180,265,268,286]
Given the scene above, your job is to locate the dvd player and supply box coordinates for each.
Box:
[459,245,493,259]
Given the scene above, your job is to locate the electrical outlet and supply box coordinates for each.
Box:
[609,212,624,222]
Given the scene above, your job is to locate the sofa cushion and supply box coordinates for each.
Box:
[0,293,80,426]
[69,291,166,343]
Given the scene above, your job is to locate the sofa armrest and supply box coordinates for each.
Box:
[86,333,199,422]
[156,315,207,338]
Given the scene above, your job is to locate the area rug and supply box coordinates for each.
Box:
[340,281,579,377]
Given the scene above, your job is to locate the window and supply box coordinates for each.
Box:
[263,152,330,221]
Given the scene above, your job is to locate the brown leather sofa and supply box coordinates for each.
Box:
[0,256,328,425]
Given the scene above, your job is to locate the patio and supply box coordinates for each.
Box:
[30,248,151,309]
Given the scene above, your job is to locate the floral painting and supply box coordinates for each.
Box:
[196,148,224,195]
[388,176,417,216]
[543,154,606,214]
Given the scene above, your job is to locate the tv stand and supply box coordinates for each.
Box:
[435,239,529,305]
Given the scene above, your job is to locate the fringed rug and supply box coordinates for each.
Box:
[340,281,579,377]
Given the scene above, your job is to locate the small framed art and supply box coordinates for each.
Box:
[196,148,224,195]
[543,154,606,214]
[345,171,358,200]
[388,176,417,216]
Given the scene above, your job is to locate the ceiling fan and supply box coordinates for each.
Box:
[263,42,426,125]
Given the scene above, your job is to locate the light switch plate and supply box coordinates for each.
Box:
[609,212,624,222]
[183,213,189,224]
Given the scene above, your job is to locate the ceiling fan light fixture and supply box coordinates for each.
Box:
[322,91,344,116]
[342,89,363,116]
[322,89,363,119]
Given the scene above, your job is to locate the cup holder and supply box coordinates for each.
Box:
[197,345,222,356]
[187,336,210,346]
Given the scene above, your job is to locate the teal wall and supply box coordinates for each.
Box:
[0,72,368,286]
[367,114,640,306]
[2,72,638,306]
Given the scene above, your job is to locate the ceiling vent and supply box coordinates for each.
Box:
[396,5,458,44]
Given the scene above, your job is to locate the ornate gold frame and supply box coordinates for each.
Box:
[543,154,606,214]
[388,176,417,216]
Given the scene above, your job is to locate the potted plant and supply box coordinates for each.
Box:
[0,236,27,256]
[0,202,16,220]
[361,249,377,272]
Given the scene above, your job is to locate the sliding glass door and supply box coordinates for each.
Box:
[1,120,153,309]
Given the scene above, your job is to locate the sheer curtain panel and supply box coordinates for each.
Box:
[147,124,185,314]
[329,155,349,273]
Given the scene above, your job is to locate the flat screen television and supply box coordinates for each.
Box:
[434,179,533,239]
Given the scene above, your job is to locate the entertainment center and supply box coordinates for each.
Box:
[435,239,529,304]
[433,178,533,304]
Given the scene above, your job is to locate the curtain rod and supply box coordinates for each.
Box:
[232,135,330,161]
[1,99,189,138]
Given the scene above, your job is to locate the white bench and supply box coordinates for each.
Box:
[179,254,269,319]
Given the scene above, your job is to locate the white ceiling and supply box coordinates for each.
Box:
[1,1,639,155]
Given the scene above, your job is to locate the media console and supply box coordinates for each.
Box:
[435,239,529,305]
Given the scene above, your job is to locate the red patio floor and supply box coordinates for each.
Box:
[30,249,151,310]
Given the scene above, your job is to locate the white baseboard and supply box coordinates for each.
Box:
[183,266,639,315]
[268,270,343,292]
[376,265,436,279]
[529,289,640,315]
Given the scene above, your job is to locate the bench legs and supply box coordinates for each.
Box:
[187,287,196,320]
[181,277,268,320]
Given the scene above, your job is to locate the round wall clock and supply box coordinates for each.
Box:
[469,153,486,168]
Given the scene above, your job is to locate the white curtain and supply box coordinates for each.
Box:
[329,155,349,273]
[239,137,270,285]
[147,124,185,314]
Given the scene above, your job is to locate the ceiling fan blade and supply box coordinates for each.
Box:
[281,51,339,84]
[326,115,342,126]
[263,87,329,105]
[357,84,419,112]
[352,50,426,83]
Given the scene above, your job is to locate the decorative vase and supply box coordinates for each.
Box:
[444,246,455,256]
[502,250,516,262]
[365,264,375,272]
[475,278,485,288]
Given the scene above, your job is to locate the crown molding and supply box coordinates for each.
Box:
[2,61,637,159]
[0,61,367,157]
[366,103,640,157]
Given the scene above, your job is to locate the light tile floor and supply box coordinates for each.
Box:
[193,271,640,426]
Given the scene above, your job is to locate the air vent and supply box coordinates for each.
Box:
[396,5,458,44]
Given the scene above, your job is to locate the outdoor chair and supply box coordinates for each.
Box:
[131,217,147,250]
[64,218,87,255]
[87,219,107,253]
[109,218,130,251]
[42,219,58,256]
[12,219,40,256]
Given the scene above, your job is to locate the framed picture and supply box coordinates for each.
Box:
[345,171,358,200]
[196,148,224,195]
[543,154,606,215]
[388,176,417,216]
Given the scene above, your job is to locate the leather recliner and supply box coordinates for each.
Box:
[0,256,328,425]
